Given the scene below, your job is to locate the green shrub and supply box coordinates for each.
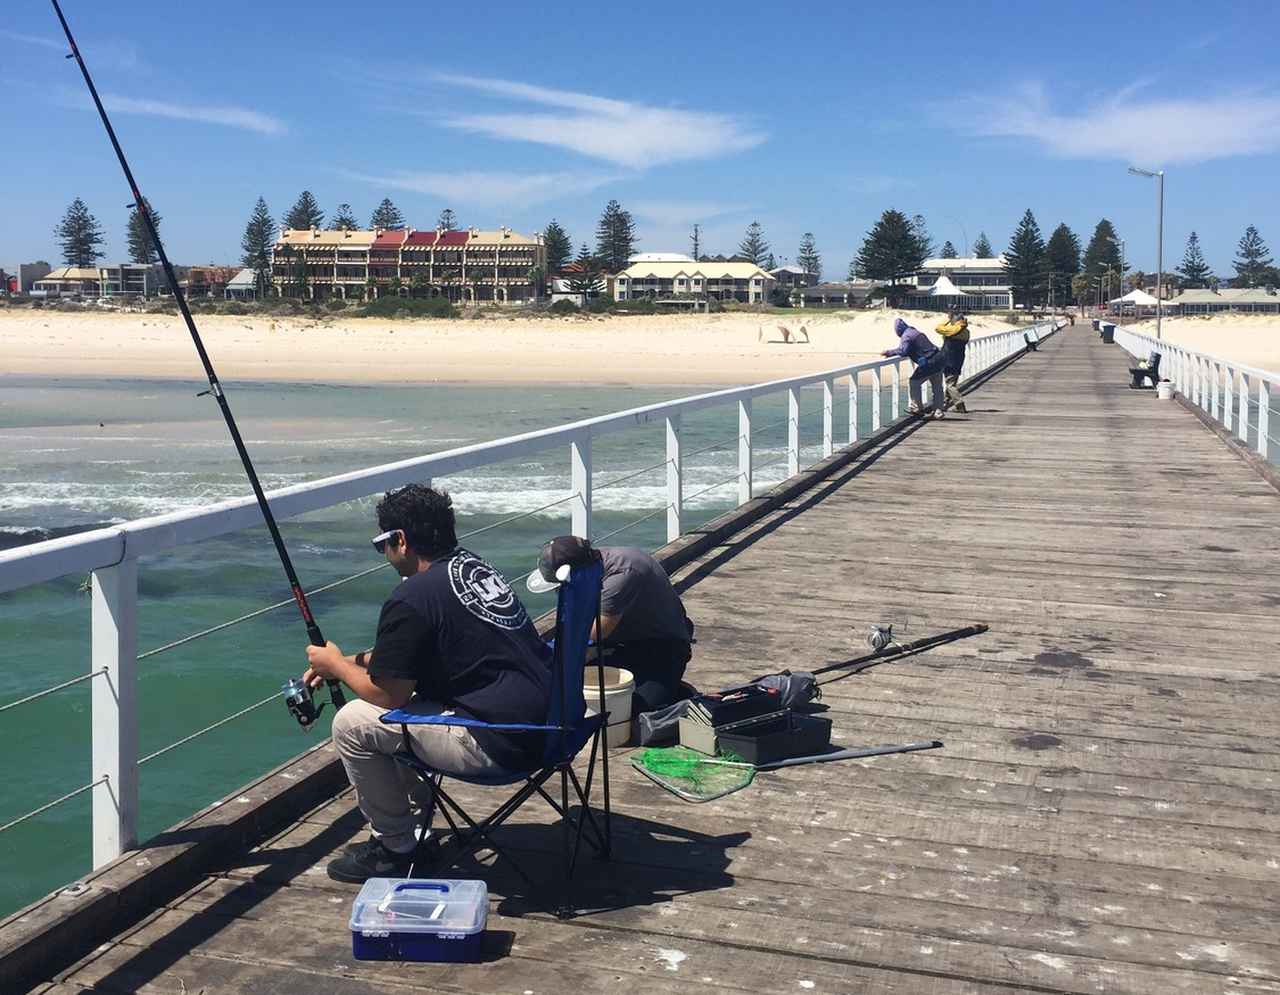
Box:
[324,298,348,312]
[549,299,580,316]
[222,302,249,315]
[358,295,457,319]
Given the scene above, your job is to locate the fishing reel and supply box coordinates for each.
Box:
[866,624,895,653]
[282,677,327,729]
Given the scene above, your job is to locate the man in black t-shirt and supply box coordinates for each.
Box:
[301,483,551,883]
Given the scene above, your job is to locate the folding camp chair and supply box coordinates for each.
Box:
[380,559,611,918]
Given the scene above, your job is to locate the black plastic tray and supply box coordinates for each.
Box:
[716,711,832,766]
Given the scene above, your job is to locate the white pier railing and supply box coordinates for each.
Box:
[0,319,1059,869]
[1112,325,1279,464]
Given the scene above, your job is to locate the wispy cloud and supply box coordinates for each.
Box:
[944,81,1280,165]
[4,29,144,71]
[630,200,752,227]
[57,90,286,134]
[341,169,618,208]
[432,73,766,168]
[1,29,63,50]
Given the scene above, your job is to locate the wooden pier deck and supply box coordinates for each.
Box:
[27,327,1280,994]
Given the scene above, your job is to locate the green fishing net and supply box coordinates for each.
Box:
[631,746,755,802]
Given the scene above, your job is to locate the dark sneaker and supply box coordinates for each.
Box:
[327,837,415,883]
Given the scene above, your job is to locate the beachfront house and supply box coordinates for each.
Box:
[796,280,876,308]
[271,225,545,305]
[1167,287,1279,315]
[905,256,1014,312]
[614,260,775,304]
[31,266,103,297]
[18,262,53,294]
[99,263,162,298]
[224,268,260,300]
[769,264,819,290]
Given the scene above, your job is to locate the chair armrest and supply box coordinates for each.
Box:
[379,709,558,732]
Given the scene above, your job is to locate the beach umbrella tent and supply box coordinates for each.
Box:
[929,275,965,298]
[1109,289,1160,307]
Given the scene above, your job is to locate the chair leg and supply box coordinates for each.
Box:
[558,767,573,918]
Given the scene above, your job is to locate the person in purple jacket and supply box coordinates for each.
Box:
[882,317,946,418]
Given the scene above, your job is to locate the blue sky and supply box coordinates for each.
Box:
[3,0,1278,279]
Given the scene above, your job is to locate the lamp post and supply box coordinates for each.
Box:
[1128,166,1165,340]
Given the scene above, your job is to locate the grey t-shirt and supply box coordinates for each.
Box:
[600,546,691,645]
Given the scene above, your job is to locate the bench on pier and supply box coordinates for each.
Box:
[1129,350,1162,388]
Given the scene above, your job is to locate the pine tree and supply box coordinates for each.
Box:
[797,232,821,280]
[1176,231,1213,288]
[764,252,777,270]
[330,203,357,230]
[738,221,770,266]
[1002,209,1049,307]
[370,198,405,230]
[854,209,927,284]
[940,240,958,259]
[690,224,701,261]
[543,219,572,272]
[126,198,161,264]
[595,200,637,272]
[1045,223,1081,306]
[54,198,105,267]
[1082,219,1123,277]
[240,196,277,299]
[1232,226,1274,288]
[568,243,603,298]
[911,214,934,259]
[282,190,324,231]
[973,232,994,258]
[438,208,457,231]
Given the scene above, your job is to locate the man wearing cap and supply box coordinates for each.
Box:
[530,537,694,717]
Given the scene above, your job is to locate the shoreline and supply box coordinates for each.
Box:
[0,308,1008,387]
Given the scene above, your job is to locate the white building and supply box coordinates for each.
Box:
[1167,287,1279,314]
[906,257,1013,311]
[614,260,775,304]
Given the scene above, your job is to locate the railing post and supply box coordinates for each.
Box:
[890,363,901,421]
[570,431,591,539]
[787,387,801,477]
[871,368,882,432]
[1259,379,1271,459]
[1211,362,1220,421]
[1224,368,1235,433]
[1237,373,1249,443]
[822,378,834,459]
[737,397,752,505]
[91,557,138,868]
[665,414,682,543]
[848,372,859,444]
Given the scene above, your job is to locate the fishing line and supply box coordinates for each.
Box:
[51,0,345,728]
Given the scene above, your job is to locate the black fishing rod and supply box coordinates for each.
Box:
[51,0,344,728]
[814,623,989,686]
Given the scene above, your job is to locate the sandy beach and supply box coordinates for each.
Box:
[0,308,1018,386]
[1126,313,1280,373]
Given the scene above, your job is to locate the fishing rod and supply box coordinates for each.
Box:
[814,623,989,687]
[51,0,344,729]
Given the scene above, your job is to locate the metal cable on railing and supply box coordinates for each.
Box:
[0,777,106,836]
[136,493,577,662]
[594,456,670,492]
[139,692,279,766]
[682,468,746,505]
[591,505,671,545]
[682,433,739,460]
[0,668,107,715]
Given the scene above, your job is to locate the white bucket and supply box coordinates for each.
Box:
[583,666,634,748]
[1156,381,1174,400]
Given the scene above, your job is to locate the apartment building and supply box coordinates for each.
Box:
[614,260,775,304]
[272,225,545,304]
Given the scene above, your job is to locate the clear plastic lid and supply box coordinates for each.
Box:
[350,878,488,935]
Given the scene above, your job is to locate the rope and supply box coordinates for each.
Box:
[139,692,279,765]
[0,778,106,836]
[0,668,107,715]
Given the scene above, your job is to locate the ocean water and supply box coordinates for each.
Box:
[0,372,885,914]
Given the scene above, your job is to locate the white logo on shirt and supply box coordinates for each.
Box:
[449,551,528,630]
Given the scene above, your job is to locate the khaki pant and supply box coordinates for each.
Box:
[331,697,503,852]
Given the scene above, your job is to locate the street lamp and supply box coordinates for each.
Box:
[1128,166,1165,340]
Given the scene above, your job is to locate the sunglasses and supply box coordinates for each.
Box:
[371,529,401,554]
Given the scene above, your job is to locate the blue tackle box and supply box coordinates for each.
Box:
[349,878,488,962]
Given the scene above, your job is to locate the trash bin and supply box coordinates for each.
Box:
[1100,322,1115,344]
[1091,318,1100,332]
